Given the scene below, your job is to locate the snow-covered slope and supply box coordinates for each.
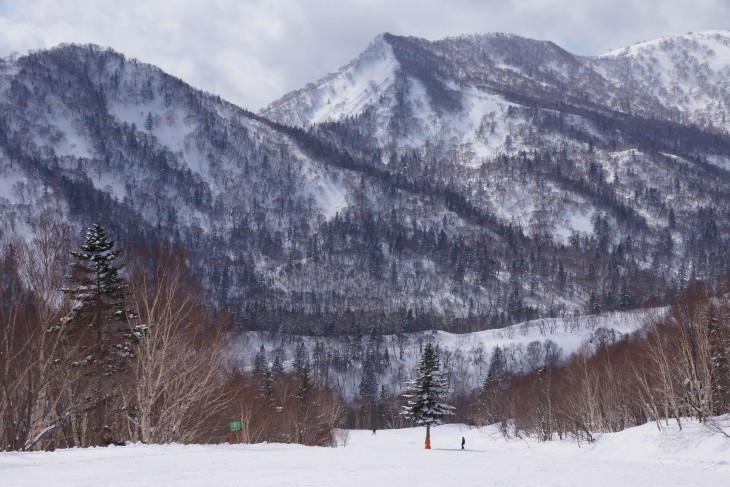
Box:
[2,420,727,486]
[0,45,363,306]
[263,34,399,126]
[0,45,345,235]
[263,30,730,183]
[236,309,652,399]
[596,30,730,131]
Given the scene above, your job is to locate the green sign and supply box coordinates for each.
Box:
[229,420,242,432]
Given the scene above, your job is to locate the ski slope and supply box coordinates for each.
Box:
[2,419,728,486]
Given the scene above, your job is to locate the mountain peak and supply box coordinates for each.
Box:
[260,32,400,125]
[599,29,730,58]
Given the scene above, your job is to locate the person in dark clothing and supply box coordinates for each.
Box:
[461,437,465,449]
[372,427,376,435]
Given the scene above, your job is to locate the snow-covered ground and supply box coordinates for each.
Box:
[3,419,728,486]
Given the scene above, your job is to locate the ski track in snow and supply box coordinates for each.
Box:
[1,421,728,486]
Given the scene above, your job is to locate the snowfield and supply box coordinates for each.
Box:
[2,419,728,486]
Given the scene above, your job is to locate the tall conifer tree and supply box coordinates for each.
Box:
[401,343,454,448]
[61,223,134,445]
[62,223,132,365]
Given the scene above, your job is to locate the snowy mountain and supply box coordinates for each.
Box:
[260,31,730,320]
[2,33,730,330]
[597,30,730,131]
[0,44,360,308]
[264,30,730,134]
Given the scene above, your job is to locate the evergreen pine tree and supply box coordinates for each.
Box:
[60,222,134,445]
[271,354,285,379]
[253,344,268,381]
[293,342,309,376]
[61,222,133,371]
[144,112,154,131]
[359,347,379,430]
[259,367,276,408]
[359,348,378,399]
[401,343,454,448]
[485,345,507,387]
[296,366,313,404]
[482,346,513,432]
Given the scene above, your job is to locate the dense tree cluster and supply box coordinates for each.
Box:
[471,283,730,441]
[0,222,343,450]
[3,220,729,453]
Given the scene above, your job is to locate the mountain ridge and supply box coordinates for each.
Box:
[263,30,730,132]
[2,32,730,331]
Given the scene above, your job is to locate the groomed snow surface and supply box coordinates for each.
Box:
[2,418,728,486]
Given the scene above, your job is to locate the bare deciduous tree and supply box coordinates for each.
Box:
[0,218,83,451]
[125,245,232,444]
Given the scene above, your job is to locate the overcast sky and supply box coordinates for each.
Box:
[0,0,726,111]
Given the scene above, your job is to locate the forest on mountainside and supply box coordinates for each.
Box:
[3,40,730,330]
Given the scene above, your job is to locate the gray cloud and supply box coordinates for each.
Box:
[0,0,726,110]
